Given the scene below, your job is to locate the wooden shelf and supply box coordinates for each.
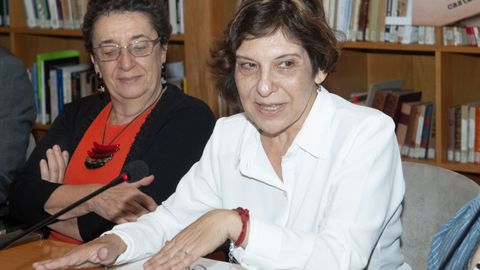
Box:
[403,158,480,174]
[10,27,83,37]
[341,41,437,52]
[439,162,480,174]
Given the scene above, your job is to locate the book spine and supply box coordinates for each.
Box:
[475,106,480,164]
[427,106,436,160]
[460,104,469,163]
[454,106,462,162]
[468,104,476,163]
[419,103,433,159]
[448,106,456,161]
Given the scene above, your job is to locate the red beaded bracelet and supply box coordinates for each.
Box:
[233,207,249,247]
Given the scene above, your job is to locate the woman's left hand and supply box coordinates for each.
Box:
[40,144,69,184]
[143,209,242,270]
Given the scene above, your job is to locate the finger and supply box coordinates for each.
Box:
[134,193,158,212]
[62,150,69,164]
[145,248,194,270]
[52,145,66,183]
[114,217,130,224]
[39,159,50,181]
[132,175,155,188]
[121,200,150,218]
[46,148,59,182]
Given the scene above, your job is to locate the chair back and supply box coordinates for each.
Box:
[401,161,480,269]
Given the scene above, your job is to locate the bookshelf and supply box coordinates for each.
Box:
[2,1,479,177]
[323,35,480,177]
[0,0,238,130]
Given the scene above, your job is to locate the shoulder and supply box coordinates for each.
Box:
[164,84,212,113]
[0,47,26,70]
[326,91,395,132]
[210,113,251,142]
[60,94,108,122]
[156,84,215,122]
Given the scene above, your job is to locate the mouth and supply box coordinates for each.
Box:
[256,102,285,113]
[118,75,142,84]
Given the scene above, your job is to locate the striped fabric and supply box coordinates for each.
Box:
[427,195,480,270]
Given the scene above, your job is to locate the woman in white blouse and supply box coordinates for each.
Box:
[33,0,410,269]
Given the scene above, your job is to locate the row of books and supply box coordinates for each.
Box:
[21,0,185,34]
[350,80,435,160]
[0,0,9,27]
[322,0,436,44]
[443,26,480,47]
[23,0,88,29]
[448,102,480,165]
[29,50,97,124]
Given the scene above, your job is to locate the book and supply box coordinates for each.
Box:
[58,63,90,105]
[454,105,462,162]
[168,0,178,34]
[365,79,403,107]
[448,105,458,162]
[460,104,470,163]
[467,102,480,163]
[398,101,424,156]
[419,102,434,159]
[36,50,80,124]
[371,89,401,111]
[427,107,436,160]
[23,0,37,27]
[475,105,480,164]
[383,90,422,126]
[47,0,60,28]
[409,103,426,158]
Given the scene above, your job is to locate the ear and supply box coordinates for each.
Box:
[91,54,101,74]
[160,44,168,64]
[314,69,327,85]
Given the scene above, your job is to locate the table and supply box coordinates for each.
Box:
[0,239,239,270]
[0,239,101,270]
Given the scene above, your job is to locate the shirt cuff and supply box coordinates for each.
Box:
[233,215,282,266]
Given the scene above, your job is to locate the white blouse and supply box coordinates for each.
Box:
[107,88,411,270]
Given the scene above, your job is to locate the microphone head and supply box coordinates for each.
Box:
[123,160,149,183]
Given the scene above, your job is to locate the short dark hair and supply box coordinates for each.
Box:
[209,0,340,104]
[82,0,172,54]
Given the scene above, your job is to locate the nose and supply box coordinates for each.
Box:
[117,48,135,70]
[256,67,276,97]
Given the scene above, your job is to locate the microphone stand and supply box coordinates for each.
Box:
[0,173,128,249]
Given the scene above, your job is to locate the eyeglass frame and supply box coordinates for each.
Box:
[92,37,164,62]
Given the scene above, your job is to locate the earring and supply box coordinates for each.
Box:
[97,73,106,94]
[161,63,167,88]
[315,82,322,92]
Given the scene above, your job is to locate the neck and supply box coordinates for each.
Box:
[110,87,164,124]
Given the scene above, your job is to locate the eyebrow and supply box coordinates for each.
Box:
[236,53,303,61]
[96,34,152,46]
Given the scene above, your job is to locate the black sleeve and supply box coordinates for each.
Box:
[8,105,75,226]
[8,96,101,227]
[77,96,215,241]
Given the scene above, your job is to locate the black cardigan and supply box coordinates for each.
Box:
[9,85,215,241]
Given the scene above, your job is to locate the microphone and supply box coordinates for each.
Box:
[0,160,149,250]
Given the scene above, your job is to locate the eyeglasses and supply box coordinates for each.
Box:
[93,38,161,62]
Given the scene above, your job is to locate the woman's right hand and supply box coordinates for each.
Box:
[32,234,126,270]
[40,144,69,184]
[88,175,158,224]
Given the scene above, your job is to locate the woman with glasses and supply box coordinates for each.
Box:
[33,0,409,269]
[8,0,215,245]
